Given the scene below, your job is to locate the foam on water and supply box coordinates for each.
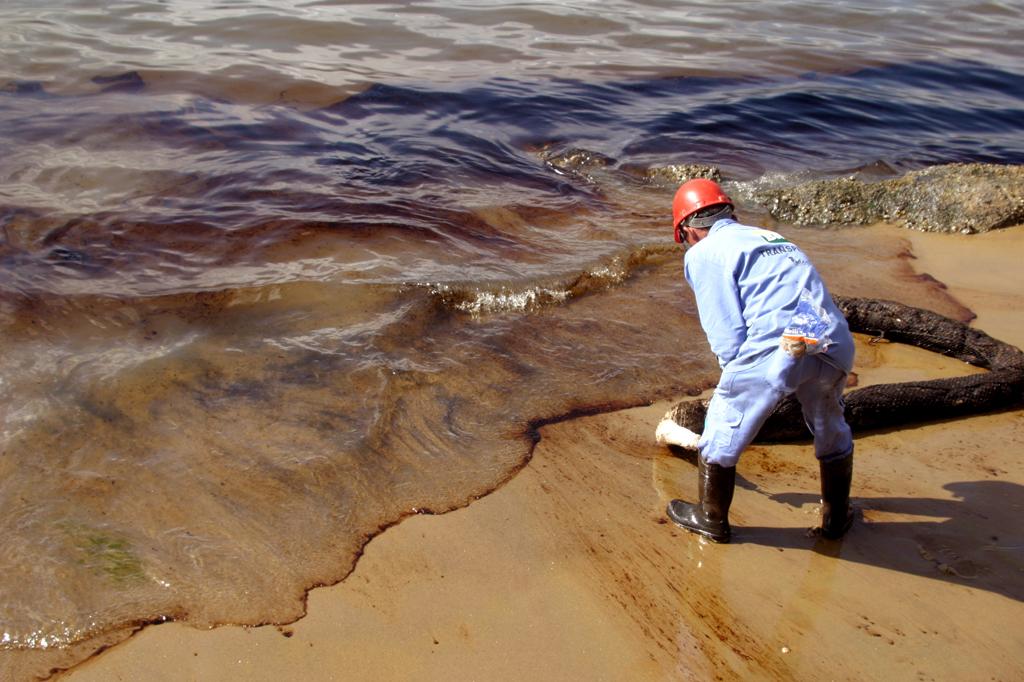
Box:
[425,244,678,316]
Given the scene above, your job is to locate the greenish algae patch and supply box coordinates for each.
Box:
[60,523,146,583]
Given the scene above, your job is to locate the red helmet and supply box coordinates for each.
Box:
[672,179,733,243]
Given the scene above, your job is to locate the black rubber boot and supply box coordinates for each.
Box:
[819,454,853,540]
[666,456,736,543]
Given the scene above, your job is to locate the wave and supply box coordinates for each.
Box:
[423,243,680,316]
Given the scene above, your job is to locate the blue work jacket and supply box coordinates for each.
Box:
[683,218,855,373]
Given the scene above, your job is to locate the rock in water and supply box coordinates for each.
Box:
[754,163,1024,233]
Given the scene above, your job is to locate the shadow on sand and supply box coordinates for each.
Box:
[663,436,1023,603]
[737,479,1024,603]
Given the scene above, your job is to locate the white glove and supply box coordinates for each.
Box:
[655,415,700,450]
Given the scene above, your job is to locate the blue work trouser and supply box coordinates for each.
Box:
[698,349,854,468]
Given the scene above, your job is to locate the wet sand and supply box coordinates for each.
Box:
[62,226,1024,681]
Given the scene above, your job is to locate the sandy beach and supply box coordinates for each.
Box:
[57,225,1024,681]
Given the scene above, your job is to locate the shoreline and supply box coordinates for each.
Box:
[50,224,1024,680]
